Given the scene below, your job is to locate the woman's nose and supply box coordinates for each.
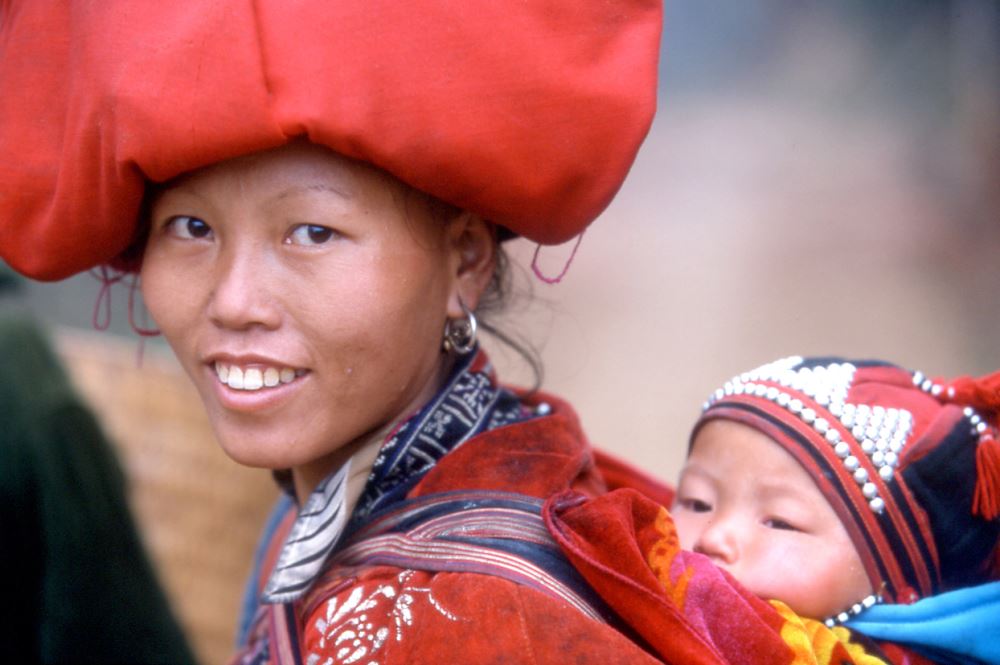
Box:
[691,515,741,565]
[207,246,281,331]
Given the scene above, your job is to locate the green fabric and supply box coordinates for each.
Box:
[0,314,196,665]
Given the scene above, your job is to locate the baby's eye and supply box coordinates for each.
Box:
[286,224,339,246]
[763,517,801,532]
[678,498,713,513]
[164,215,212,240]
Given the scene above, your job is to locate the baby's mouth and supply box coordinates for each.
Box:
[214,362,307,391]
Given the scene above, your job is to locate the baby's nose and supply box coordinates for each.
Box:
[692,516,741,566]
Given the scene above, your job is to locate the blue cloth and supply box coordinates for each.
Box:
[846,581,1000,665]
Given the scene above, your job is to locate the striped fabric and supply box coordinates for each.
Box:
[326,491,611,622]
[261,461,351,603]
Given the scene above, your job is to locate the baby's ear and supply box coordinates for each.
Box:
[446,212,497,316]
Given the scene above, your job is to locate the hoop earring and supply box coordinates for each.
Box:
[443,299,477,355]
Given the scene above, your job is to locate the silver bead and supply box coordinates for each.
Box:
[866,426,879,440]
[931,384,943,396]
[854,468,868,483]
[830,402,843,417]
[852,603,863,615]
[862,440,876,454]
[913,371,924,386]
[863,595,877,608]
[863,482,878,498]
[921,379,933,392]
[869,497,885,513]
[977,422,988,434]
[835,442,851,458]
[852,425,866,440]
[777,393,790,407]
[838,612,850,623]
[802,408,816,423]
[872,451,885,465]
[884,451,898,467]
[766,387,779,400]
[814,418,829,434]
[879,465,894,481]
[844,455,860,471]
[536,402,552,415]
[755,384,768,397]
[714,388,725,401]
[825,429,841,443]
[789,399,803,414]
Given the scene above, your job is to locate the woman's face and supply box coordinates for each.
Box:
[673,419,873,620]
[141,142,491,491]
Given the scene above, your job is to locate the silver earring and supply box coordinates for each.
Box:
[443,299,477,355]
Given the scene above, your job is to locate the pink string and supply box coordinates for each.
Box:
[530,231,585,285]
[127,273,161,338]
[90,266,124,331]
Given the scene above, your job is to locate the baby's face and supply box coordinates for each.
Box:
[673,419,872,620]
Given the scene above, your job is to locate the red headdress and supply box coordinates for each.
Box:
[693,357,1000,622]
[0,0,662,280]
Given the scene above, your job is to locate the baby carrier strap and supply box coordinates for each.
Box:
[330,489,612,621]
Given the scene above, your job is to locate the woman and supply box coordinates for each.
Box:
[1,1,666,662]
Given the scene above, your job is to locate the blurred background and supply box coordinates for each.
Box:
[4,2,998,663]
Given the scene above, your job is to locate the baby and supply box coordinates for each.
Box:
[672,356,1000,660]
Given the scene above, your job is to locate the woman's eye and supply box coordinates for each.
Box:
[764,517,800,532]
[164,215,213,240]
[286,224,338,246]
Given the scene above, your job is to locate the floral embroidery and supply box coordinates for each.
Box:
[308,571,463,665]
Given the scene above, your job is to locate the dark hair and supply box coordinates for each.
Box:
[476,242,544,392]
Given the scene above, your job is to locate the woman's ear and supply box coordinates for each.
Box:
[446,212,497,317]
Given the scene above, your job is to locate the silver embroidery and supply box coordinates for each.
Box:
[311,571,462,664]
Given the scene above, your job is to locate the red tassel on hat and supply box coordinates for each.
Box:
[943,372,1000,414]
[973,433,1000,520]
[941,372,1000,520]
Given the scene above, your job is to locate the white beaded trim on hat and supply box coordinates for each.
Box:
[823,593,882,628]
[703,356,913,514]
[911,370,990,439]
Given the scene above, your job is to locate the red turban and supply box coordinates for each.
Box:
[0,1,662,280]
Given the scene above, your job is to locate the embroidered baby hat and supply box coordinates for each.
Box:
[693,356,1000,614]
[0,0,662,280]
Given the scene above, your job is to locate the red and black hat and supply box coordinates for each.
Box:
[0,0,662,280]
[693,356,1000,618]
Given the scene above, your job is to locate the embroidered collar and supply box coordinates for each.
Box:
[261,348,531,604]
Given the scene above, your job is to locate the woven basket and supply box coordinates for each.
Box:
[55,329,279,665]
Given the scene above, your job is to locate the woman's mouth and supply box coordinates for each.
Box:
[214,361,307,391]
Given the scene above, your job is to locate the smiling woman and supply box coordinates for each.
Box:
[141,143,494,500]
[0,1,667,663]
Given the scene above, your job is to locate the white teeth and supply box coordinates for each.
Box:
[244,368,263,390]
[215,363,302,391]
[227,366,245,390]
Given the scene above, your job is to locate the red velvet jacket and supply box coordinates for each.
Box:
[236,395,665,664]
